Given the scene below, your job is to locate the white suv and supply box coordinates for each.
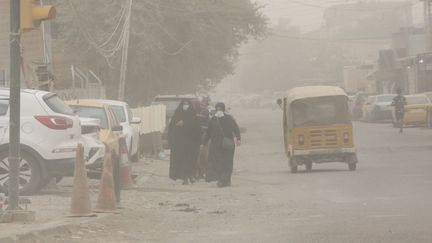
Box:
[0,89,82,195]
[97,100,141,161]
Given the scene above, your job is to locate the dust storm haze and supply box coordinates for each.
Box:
[1,1,432,243]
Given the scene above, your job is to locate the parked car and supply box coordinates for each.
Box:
[151,95,197,148]
[152,95,197,122]
[66,100,123,163]
[79,118,105,172]
[362,94,395,122]
[391,94,432,126]
[424,92,432,101]
[93,100,141,161]
[0,89,82,195]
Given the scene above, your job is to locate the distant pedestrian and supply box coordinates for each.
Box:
[203,102,241,187]
[168,100,202,185]
[392,88,407,133]
[194,96,212,179]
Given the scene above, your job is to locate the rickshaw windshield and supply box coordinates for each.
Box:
[291,96,349,127]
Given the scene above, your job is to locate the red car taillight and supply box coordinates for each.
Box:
[81,125,100,135]
[343,132,350,143]
[298,135,305,145]
[34,116,73,130]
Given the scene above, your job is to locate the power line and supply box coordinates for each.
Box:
[69,1,131,66]
[265,0,419,12]
[271,33,391,42]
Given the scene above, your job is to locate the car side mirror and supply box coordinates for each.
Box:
[112,125,123,132]
[131,117,141,125]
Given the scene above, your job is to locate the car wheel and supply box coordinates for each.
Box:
[305,161,313,172]
[369,112,376,123]
[289,157,298,173]
[349,163,357,171]
[366,112,374,123]
[131,152,139,162]
[0,150,42,195]
[130,138,139,162]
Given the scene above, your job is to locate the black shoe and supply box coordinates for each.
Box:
[217,181,231,188]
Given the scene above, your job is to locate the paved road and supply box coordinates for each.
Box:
[35,108,432,243]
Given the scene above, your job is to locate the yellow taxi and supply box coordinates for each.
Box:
[65,100,123,156]
[277,86,358,173]
[402,94,432,126]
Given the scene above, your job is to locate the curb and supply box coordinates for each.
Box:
[0,214,110,243]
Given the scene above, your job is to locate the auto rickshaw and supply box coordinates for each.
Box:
[277,86,358,173]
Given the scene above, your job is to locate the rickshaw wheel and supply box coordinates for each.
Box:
[289,157,298,173]
[346,154,358,171]
[348,163,357,171]
[290,165,298,173]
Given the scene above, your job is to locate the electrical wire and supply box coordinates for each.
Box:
[271,33,392,42]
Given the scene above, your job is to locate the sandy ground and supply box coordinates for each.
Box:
[19,108,432,243]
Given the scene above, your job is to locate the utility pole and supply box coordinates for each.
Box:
[8,0,21,212]
[117,0,133,101]
[422,0,432,51]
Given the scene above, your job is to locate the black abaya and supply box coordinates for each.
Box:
[203,114,241,185]
[168,103,202,181]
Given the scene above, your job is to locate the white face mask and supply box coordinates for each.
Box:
[183,105,190,111]
[215,110,224,118]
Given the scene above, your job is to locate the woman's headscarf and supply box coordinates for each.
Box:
[171,100,196,124]
[215,102,226,112]
[168,100,201,146]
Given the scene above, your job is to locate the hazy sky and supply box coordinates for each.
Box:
[257,0,424,32]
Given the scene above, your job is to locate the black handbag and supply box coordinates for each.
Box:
[217,119,235,151]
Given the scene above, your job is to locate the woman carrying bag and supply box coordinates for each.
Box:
[203,102,241,187]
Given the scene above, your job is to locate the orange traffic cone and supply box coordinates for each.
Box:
[94,151,117,213]
[69,144,95,217]
[119,138,135,190]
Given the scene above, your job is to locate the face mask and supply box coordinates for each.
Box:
[215,110,224,118]
[183,105,190,111]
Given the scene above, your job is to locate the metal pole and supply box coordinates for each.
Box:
[8,0,21,210]
[429,1,432,50]
[117,0,132,101]
[424,0,432,51]
[113,153,120,205]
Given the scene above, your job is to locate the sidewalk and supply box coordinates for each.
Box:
[0,158,162,243]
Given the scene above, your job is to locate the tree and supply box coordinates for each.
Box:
[48,0,267,105]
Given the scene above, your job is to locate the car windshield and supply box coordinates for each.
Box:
[377,95,395,102]
[70,106,108,129]
[291,96,350,127]
[44,94,75,115]
[112,105,127,123]
[406,96,430,105]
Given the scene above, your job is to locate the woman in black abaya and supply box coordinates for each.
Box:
[168,100,202,185]
[203,102,241,187]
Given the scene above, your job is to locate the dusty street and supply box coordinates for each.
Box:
[32,108,432,243]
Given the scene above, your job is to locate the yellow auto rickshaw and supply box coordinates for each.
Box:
[277,86,358,173]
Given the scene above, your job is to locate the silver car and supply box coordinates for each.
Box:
[362,94,395,122]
